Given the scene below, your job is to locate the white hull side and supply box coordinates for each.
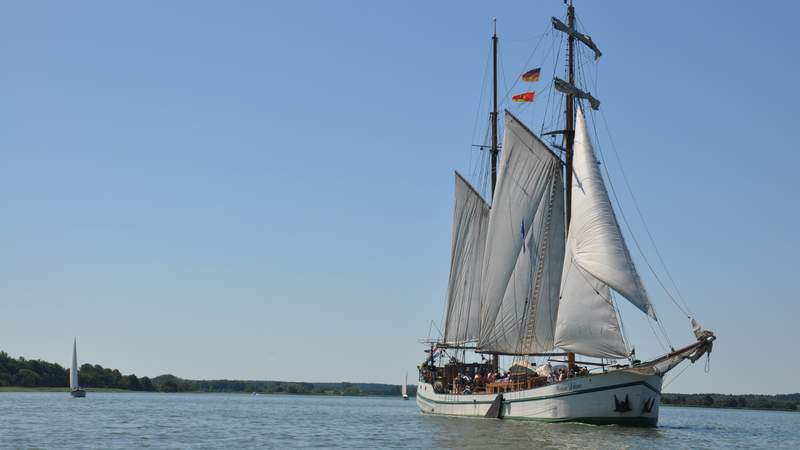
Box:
[416,369,662,426]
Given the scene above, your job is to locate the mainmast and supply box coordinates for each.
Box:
[553,0,602,228]
[490,18,499,198]
[564,2,575,231]
[564,1,577,371]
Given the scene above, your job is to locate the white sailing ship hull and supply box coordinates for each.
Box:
[416,369,662,427]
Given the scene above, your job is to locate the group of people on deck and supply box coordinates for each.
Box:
[419,356,594,395]
[550,365,589,383]
[450,363,591,395]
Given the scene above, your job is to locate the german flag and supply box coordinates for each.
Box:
[521,68,541,82]
[512,91,535,103]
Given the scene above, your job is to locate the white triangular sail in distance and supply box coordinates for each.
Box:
[443,173,490,345]
[402,373,408,397]
[479,112,566,354]
[555,107,655,358]
[70,338,79,390]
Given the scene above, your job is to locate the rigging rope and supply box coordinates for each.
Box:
[540,31,564,138]
[575,44,677,350]
[662,359,691,390]
[573,42,694,320]
[611,293,632,354]
[598,109,694,317]
[468,40,494,198]
[589,106,691,320]
[500,27,551,105]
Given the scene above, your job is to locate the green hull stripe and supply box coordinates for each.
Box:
[419,410,658,427]
[417,380,660,406]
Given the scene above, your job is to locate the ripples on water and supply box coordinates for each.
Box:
[0,392,797,449]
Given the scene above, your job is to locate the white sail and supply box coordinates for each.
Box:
[479,112,565,354]
[402,373,408,397]
[562,107,654,318]
[555,256,628,357]
[443,173,490,344]
[70,338,79,390]
[554,107,654,358]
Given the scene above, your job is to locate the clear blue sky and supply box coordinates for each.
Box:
[1,1,797,394]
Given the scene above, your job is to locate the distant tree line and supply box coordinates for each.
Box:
[662,393,799,411]
[0,351,156,391]
[0,350,415,396]
[150,374,416,397]
[77,363,156,391]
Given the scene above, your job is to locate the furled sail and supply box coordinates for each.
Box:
[555,107,654,358]
[443,173,490,344]
[479,112,565,354]
[70,338,79,390]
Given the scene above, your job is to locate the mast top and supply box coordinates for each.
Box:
[489,18,499,199]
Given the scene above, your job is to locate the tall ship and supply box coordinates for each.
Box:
[416,1,715,426]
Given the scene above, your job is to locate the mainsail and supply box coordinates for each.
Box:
[70,338,79,390]
[554,107,655,358]
[479,112,565,354]
[443,173,490,344]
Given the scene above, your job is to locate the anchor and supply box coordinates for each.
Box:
[485,394,504,419]
[613,394,631,412]
[642,397,656,413]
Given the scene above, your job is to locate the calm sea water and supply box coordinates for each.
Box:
[0,392,798,449]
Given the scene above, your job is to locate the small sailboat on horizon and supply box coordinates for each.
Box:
[402,373,409,400]
[70,338,86,398]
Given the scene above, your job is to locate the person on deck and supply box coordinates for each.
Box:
[461,373,472,387]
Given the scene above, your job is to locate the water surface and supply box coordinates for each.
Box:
[0,392,797,449]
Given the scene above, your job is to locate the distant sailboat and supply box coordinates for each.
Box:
[402,373,409,400]
[70,338,86,398]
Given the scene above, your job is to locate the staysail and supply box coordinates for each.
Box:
[70,338,79,390]
[479,112,565,354]
[555,107,655,358]
[556,259,627,357]
[443,173,490,344]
